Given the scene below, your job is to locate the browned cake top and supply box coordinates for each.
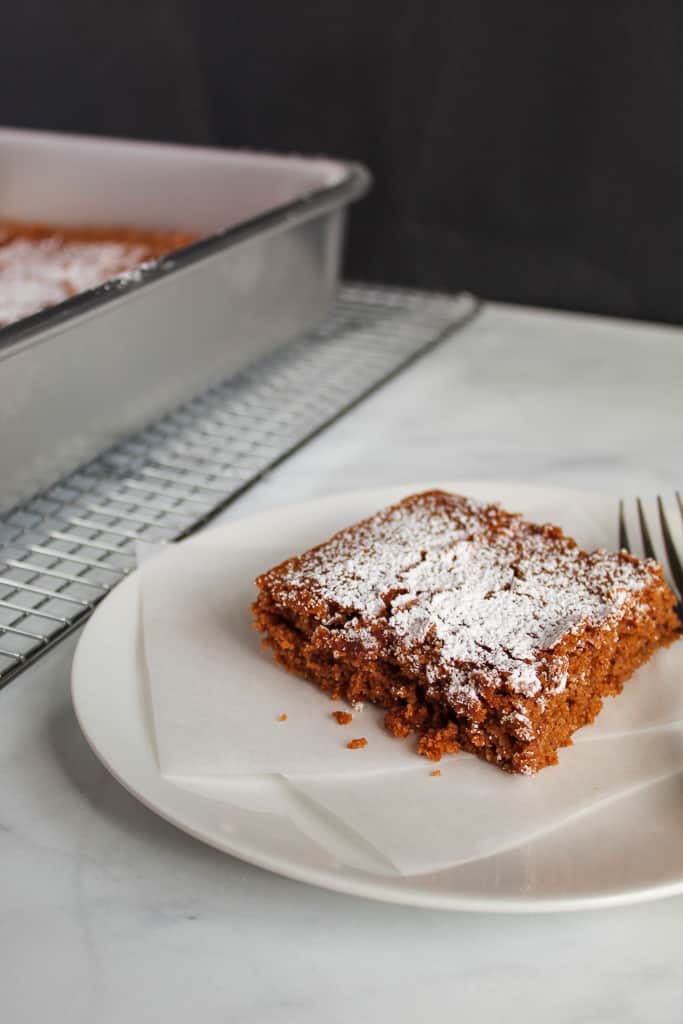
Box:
[257,490,661,707]
[0,221,195,326]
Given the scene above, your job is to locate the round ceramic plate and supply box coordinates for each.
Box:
[71,481,683,912]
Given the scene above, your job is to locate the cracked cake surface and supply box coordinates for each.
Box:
[253,490,680,773]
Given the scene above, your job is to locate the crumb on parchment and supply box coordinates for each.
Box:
[332,710,353,725]
[346,737,367,750]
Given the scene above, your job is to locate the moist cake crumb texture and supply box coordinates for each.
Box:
[253,490,680,774]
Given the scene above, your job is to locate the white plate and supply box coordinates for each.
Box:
[72,481,683,912]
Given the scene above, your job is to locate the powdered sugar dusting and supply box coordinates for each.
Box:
[262,491,657,711]
[0,235,149,326]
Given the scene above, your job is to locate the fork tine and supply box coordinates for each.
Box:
[636,498,657,560]
[657,496,683,599]
[618,499,630,551]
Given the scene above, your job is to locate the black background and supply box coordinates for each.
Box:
[3,1,683,324]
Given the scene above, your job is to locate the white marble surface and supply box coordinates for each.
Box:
[1,301,682,1023]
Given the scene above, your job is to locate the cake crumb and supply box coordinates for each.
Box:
[278,713,288,722]
[332,710,353,726]
[430,769,442,777]
[346,737,368,750]
[418,724,459,761]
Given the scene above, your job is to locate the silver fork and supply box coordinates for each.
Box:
[619,493,683,623]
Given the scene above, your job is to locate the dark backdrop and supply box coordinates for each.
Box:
[3,1,683,324]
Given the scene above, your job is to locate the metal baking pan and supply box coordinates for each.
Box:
[0,127,370,513]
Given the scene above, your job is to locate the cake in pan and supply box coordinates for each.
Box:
[0,220,195,326]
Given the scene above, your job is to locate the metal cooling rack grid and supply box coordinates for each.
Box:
[0,282,478,687]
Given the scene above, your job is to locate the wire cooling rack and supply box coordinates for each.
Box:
[0,282,478,687]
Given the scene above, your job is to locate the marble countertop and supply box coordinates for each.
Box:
[2,301,682,1023]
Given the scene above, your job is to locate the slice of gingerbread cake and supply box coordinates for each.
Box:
[253,490,680,774]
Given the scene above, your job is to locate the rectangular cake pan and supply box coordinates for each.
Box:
[0,127,369,513]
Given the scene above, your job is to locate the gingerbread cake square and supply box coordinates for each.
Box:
[253,490,680,773]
